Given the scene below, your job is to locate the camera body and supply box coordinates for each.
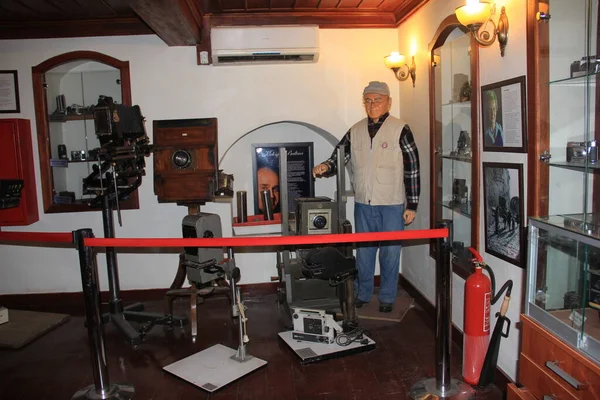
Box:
[452,179,468,205]
[292,197,339,235]
[566,140,598,163]
[82,96,152,206]
[71,150,86,161]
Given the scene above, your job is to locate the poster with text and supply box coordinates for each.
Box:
[252,142,314,216]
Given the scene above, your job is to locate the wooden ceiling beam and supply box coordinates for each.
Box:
[130,0,204,46]
[0,17,153,40]
[393,0,430,26]
[209,10,397,28]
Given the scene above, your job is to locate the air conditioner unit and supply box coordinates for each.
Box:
[211,25,319,66]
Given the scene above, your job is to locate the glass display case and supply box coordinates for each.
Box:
[526,216,600,363]
[32,52,138,213]
[46,63,121,205]
[429,17,480,275]
[538,0,599,216]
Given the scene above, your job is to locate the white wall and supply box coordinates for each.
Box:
[397,0,527,381]
[0,29,399,293]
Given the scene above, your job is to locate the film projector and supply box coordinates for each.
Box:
[276,146,375,364]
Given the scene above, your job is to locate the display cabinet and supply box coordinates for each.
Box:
[32,51,138,213]
[529,0,600,217]
[429,16,480,277]
[516,216,600,399]
[527,216,600,362]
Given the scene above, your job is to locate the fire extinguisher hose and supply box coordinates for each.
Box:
[468,247,513,306]
[484,264,513,306]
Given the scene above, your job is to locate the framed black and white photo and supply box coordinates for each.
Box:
[481,76,526,153]
[252,142,314,216]
[483,162,524,267]
[0,70,20,113]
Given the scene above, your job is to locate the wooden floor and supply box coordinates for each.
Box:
[0,294,505,400]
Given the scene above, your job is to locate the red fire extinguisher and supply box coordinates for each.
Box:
[462,247,513,386]
[462,248,491,386]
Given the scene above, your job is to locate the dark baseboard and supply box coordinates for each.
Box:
[0,282,280,313]
[399,275,512,391]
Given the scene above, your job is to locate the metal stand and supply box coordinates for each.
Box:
[73,229,134,400]
[409,221,475,400]
[100,195,187,346]
[162,255,266,393]
[229,264,252,362]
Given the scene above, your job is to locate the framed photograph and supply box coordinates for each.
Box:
[252,142,314,216]
[481,76,526,152]
[0,70,20,113]
[483,162,525,267]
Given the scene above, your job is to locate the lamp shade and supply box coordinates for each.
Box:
[384,52,406,69]
[455,0,492,27]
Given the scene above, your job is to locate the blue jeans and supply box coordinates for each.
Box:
[354,202,405,304]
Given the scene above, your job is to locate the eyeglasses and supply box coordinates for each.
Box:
[363,97,387,106]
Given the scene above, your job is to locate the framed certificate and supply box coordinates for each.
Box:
[0,71,20,113]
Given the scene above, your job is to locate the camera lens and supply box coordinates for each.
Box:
[312,215,327,229]
[172,150,192,169]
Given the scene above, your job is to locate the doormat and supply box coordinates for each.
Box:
[0,309,70,349]
[356,289,415,323]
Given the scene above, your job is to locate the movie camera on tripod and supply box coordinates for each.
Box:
[83,95,152,214]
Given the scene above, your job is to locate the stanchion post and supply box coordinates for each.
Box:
[72,228,134,400]
[436,220,452,392]
[408,220,474,400]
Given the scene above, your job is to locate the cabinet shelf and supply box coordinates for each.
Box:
[534,213,600,241]
[48,113,94,122]
[441,154,472,163]
[547,161,600,172]
[438,200,472,218]
[548,71,600,86]
[441,100,471,107]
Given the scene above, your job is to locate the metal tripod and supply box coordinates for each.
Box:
[99,194,187,346]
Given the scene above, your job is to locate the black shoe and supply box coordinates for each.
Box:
[355,299,368,309]
[379,303,393,313]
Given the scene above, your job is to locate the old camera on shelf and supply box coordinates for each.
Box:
[566,140,598,163]
[570,55,600,78]
[71,150,87,161]
[452,179,468,205]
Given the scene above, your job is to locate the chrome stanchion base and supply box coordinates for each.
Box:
[72,383,135,400]
[409,378,475,400]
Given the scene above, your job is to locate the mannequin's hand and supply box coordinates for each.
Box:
[404,209,416,225]
[312,163,329,178]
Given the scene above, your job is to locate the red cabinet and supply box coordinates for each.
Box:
[0,119,39,226]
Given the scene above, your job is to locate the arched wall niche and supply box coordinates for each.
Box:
[219,120,354,215]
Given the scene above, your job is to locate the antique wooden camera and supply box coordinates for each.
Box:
[153,118,218,204]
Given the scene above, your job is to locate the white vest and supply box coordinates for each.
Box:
[350,115,406,206]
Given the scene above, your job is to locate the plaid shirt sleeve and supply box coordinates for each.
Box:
[400,124,420,211]
[322,130,351,176]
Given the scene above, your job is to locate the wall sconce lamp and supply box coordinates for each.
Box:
[455,0,509,57]
[384,52,416,87]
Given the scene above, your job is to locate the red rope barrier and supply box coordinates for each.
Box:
[0,231,73,244]
[84,228,448,248]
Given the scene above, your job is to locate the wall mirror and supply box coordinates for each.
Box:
[429,16,480,278]
[32,51,138,213]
